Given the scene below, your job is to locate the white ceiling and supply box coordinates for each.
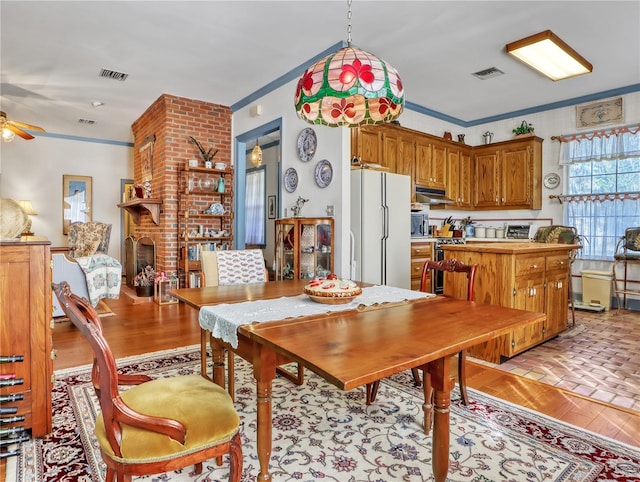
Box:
[1,1,639,143]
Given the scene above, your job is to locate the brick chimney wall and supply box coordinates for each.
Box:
[130,93,232,278]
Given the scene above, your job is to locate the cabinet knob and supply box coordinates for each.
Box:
[414,266,421,271]
[530,264,538,269]
[415,249,421,253]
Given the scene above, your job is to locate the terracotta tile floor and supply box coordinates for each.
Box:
[473,308,640,413]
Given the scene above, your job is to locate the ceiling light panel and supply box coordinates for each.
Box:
[506,30,592,81]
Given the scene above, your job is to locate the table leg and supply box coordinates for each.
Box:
[200,329,209,380]
[421,367,433,435]
[428,357,453,482]
[253,343,276,482]
[210,335,226,390]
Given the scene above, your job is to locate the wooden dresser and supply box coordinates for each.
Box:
[441,242,577,364]
[0,239,53,437]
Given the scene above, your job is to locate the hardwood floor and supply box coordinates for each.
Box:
[50,294,640,449]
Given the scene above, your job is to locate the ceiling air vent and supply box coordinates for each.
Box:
[99,68,129,81]
[78,119,96,125]
[471,67,505,80]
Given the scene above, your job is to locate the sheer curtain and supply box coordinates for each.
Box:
[558,124,640,259]
[245,168,265,245]
[558,123,640,165]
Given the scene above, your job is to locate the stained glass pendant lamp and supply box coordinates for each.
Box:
[295,0,404,127]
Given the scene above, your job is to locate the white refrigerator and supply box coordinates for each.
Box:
[351,169,410,289]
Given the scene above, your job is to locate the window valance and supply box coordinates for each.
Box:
[556,123,640,165]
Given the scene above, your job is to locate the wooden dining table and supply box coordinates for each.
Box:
[172,279,546,482]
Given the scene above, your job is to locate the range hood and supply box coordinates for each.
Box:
[415,187,454,205]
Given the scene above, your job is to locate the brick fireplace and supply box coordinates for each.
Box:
[127,93,232,279]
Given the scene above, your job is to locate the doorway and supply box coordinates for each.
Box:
[234,118,282,270]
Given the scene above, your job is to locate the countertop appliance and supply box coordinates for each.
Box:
[351,169,410,289]
[411,211,429,237]
[505,225,532,239]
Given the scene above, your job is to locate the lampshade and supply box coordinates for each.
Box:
[294,0,404,127]
[17,200,37,216]
[251,139,263,167]
[506,30,592,81]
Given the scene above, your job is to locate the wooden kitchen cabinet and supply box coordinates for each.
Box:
[442,242,575,363]
[351,127,542,211]
[473,136,542,210]
[0,240,53,437]
[410,241,434,291]
[446,146,474,207]
[415,136,447,189]
[351,127,382,166]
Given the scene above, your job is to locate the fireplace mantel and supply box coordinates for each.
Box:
[117,198,163,225]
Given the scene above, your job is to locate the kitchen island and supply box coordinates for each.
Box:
[441,242,578,363]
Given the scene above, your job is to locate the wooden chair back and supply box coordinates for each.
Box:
[420,258,477,301]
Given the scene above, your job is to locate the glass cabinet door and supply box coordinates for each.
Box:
[275,217,334,281]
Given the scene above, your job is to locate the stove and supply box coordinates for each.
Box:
[435,237,466,247]
[433,237,465,294]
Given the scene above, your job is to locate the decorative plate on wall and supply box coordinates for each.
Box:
[543,173,561,189]
[297,128,317,162]
[315,159,333,188]
[284,167,298,193]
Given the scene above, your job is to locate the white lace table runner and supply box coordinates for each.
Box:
[199,285,434,348]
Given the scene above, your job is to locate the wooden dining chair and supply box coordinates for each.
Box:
[53,281,242,482]
[199,249,304,400]
[365,258,477,406]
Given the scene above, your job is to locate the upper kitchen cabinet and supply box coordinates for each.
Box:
[446,145,474,208]
[351,126,382,166]
[415,136,447,190]
[381,126,415,178]
[473,136,542,210]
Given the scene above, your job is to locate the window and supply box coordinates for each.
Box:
[560,124,640,260]
[245,167,266,246]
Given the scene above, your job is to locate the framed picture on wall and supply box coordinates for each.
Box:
[140,135,155,181]
[62,175,92,234]
[576,97,623,129]
[268,195,276,219]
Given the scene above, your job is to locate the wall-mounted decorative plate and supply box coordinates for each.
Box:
[297,128,317,162]
[284,167,298,193]
[315,159,333,188]
[543,173,561,189]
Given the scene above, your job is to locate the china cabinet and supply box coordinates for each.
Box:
[275,217,334,281]
[0,240,53,437]
[178,164,234,287]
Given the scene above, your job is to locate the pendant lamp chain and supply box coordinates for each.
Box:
[294,0,404,127]
[346,0,352,46]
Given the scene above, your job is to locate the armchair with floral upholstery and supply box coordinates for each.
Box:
[68,221,112,258]
[52,221,121,317]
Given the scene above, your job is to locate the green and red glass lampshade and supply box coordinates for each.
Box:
[295,45,404,127]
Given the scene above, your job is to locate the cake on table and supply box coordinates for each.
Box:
[304,274,362,301]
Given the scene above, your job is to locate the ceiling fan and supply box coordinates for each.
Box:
[0,111,45,141]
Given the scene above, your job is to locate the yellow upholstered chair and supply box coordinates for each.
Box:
[53,281,242,482]
[199,250,303,400]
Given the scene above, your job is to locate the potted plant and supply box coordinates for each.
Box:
[512,120,534,137]
[133,265,157,297]
[188,136,219,168]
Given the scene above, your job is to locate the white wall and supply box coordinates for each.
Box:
[0,136,133,260]
[233,80,350,276]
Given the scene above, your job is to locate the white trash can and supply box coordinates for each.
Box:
[581,270,613,311]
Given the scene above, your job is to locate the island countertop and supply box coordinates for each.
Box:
[441,241,580,254]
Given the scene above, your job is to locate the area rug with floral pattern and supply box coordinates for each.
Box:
[9,345,640,481]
